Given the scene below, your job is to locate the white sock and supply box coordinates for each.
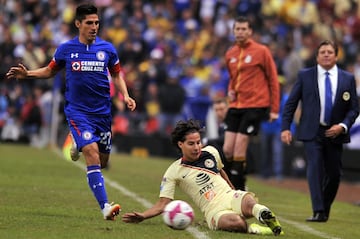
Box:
[252,204,268,222]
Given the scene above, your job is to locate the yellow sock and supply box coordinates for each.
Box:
[233,156,246,162]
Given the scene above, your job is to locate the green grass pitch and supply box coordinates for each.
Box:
[0,143,358,239]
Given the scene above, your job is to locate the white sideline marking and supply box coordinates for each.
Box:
[54,149,340,239]
[278,216,341,239]
[54,149,209,239]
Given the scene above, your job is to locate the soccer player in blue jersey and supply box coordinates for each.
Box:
[6,4,136,220]
[123,119,282,235]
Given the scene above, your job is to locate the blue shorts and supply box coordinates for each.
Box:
[67,115,112,154]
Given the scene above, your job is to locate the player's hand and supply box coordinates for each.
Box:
[122,211,145,223]
[124,96,136,111]
[281,130,292,145]
[6,63,28,80]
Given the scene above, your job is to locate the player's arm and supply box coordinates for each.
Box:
[6,63,58,80]
[110,66,136,111]
[122,197,171,223]
[220,168,235,189]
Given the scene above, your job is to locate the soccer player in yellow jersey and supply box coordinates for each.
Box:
[122,119,282,235]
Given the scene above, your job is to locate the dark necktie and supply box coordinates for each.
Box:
[324,72,332,125]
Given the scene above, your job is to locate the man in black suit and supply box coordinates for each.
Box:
[281,40,359,222]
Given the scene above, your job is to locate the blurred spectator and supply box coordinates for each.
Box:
[0,29,16,79]
[0,86,9,132]
[7,84,26,118]
[259,81,290,181]
[346,116,360,150]
[118,30,149,66]
[52,22,73,46]
[105,15,128,47]
[143,82,160,135]
[21,40,47,70]
[281,43,304,91]
[20,92,42,144]
[157,73,186,136]
[1,0,360,151]
[34,84,53,148]
[1,103,20,142]
[180,64,204,119]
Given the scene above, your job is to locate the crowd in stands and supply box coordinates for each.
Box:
[1,0,360,149]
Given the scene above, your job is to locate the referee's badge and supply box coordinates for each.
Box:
[244,54,252,63]
[342,92,350,101]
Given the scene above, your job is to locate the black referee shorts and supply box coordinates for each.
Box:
[224,107,269,135]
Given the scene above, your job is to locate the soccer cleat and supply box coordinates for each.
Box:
[248,223,274,235]
[69,133,81,161]
[260,209,282,236]
[70,145,81,161]
[102,202,121,220]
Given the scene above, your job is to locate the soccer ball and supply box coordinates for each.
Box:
[162,200,195,230]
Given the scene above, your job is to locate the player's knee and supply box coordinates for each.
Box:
[222,147,232,159]
[241,194,257,218]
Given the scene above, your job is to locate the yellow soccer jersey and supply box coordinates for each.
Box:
[159,146,232,215]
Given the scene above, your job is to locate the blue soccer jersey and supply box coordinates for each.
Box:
[50,36,120,116]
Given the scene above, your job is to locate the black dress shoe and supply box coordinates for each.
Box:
[306,212,328,222]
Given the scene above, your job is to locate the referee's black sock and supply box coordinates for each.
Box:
[230,161,246,191]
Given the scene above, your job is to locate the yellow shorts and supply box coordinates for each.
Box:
[205,190,255,230]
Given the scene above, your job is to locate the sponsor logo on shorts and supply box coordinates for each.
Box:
[246,125,254,134]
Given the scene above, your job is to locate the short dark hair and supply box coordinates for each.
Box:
[316,40,338,56]
[75,4,98,22]
[234,16,252,29]
[171,119,203,149]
